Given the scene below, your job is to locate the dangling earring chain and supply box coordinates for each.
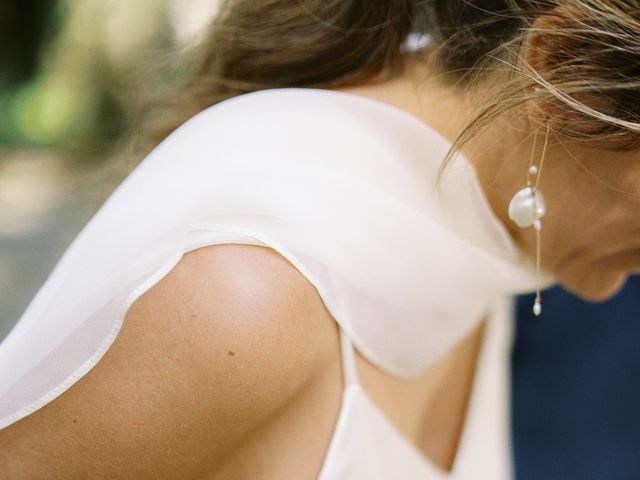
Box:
[508,123,550,316]
[528,124,550,316]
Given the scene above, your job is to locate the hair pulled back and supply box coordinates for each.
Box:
[138,0,640,166]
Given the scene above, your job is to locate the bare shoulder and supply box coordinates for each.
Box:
[0,243,338,479]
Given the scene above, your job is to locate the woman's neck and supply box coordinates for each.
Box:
[332,54,533,255]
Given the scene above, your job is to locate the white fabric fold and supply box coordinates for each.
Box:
[0,87,556,429]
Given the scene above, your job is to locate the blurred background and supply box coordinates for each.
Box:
[1,2,638,479]
[0,0,222,339]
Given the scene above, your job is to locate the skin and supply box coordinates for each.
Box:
[0,243,482,478]
[0,245,345,479]
[338,51,640,303]
[4,9,637,478]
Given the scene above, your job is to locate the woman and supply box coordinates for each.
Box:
[1,1,638,478]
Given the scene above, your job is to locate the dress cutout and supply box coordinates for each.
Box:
[0,88,557,479]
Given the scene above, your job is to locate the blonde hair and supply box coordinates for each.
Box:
[138,0,640,176]
[433,0,640,177]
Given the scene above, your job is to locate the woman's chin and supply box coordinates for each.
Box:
[559,270,629,303]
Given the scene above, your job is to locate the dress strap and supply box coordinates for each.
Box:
[338,327,359,388]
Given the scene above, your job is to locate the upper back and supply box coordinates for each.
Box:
[0,243,342,479]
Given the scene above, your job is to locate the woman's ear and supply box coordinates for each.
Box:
[522,6,580,73]
[522,5,581,129]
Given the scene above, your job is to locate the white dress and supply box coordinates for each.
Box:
[0,87,556,478]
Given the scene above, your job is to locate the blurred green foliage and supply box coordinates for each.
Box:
[0,0,174,160]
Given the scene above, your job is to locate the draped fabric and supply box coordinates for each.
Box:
[0,87,556,430]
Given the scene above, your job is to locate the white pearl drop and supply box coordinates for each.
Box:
[508,186,546,228]
[529,165,539,175]
[533,301,542,316]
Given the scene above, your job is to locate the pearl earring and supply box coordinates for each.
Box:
[508,123,550,316]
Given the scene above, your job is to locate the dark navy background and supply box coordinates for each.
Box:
[512,275,640,480]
